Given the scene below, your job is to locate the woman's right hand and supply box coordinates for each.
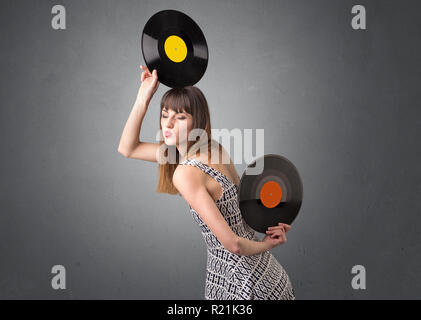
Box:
[136,65,160,105]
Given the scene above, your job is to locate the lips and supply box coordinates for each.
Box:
[164,130,172,137]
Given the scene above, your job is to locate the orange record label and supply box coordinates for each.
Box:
[260,181,282,208]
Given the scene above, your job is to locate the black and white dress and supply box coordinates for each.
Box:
[179,158,295,300]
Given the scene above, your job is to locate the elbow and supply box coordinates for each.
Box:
[118,146,131,158]
[229,236,241,255]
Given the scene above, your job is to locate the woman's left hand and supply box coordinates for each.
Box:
[265,223,291,238]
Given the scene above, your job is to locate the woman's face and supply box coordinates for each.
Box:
[161,107,193,147]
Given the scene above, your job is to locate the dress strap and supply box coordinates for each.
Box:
[180,158,239,189]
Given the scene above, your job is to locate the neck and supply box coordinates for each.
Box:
[177,143,189,163]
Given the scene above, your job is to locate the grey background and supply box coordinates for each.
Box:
[1,0,420,299]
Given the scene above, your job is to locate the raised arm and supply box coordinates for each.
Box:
[117,65,160,162]
[173,165,276,256]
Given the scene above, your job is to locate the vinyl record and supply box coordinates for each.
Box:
[239,154,303,233]
[141,10,208,88]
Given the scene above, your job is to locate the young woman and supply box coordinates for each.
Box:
[118,65,295,300]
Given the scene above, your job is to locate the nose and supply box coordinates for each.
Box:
[164,116,175,129]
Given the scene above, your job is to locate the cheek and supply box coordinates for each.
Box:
[176,120,192,131]
[161,118,170,130]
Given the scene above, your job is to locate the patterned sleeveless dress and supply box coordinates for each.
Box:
[179,158,295,300]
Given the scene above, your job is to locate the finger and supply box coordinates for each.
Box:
[140,65,150,72]
[279,230,287,239]
[141,65,151,77]
[142,71,151,82]
[281,231,287,241]
[276,234,285,242]
[267,226,282,230]
[278,223,291,232]
[279,222,291,229]
[269,228,285,236]
[267,226,285,231]
[271,230,284,238]
[277,230,286,238]
[267,230,281,239]
[275,232,285,243]
[266,230,278,235]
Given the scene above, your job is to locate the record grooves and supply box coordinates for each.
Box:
[141,10,208,88]
[238,154,303,233]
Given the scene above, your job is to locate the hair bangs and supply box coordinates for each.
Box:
[161,88,192,115]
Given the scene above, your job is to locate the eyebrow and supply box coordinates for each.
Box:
[162,108,186,114]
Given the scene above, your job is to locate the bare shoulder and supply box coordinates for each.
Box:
[214,143,241,185]
[172,162,206,191]
[216,143,233,165]
[190,141,232,165]
[186,142,239,183]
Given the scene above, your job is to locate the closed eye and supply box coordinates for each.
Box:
[161,114,186,120]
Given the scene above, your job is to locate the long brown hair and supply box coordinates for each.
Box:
[156,86,222,195]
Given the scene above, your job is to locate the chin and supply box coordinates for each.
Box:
[164,138,177,146]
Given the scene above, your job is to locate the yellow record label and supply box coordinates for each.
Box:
[164,35,187,63]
